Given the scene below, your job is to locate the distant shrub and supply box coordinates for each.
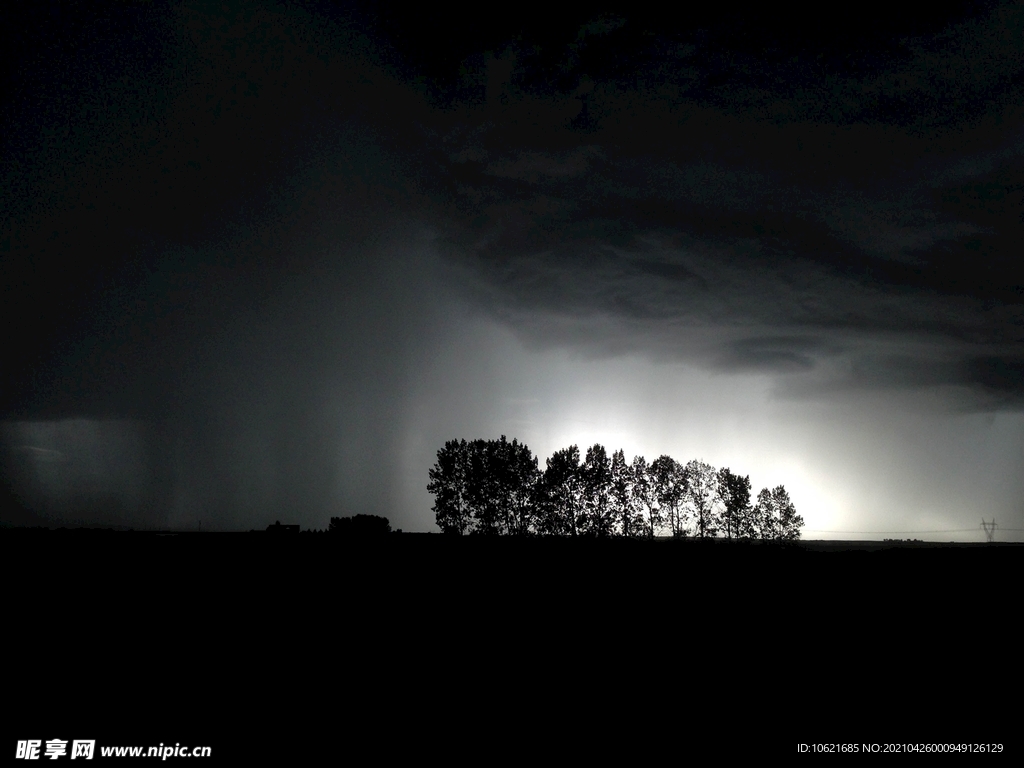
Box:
[329,514,392,536]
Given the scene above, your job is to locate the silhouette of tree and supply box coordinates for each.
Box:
[630,455,663,538]
[428,436,793,542]
[652,455,687,538]
[774,486,803,541]
[751,485,803,540]
[536,445,585,536]
[610,449,644,537]
[428,439,473,534]
[751,488,775,540]
[683,459,720,539]
[580,443,615,536]
[717,468,752,539]
[468,436,540,535]
[465,438,501,535]
[501,437,543,536]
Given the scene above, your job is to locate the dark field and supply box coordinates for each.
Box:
[4,527,1018,761]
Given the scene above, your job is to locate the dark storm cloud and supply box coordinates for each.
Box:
[401,1,1024,406]
[3,1,1022,531]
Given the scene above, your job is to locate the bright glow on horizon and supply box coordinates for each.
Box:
[401,314,1024,541]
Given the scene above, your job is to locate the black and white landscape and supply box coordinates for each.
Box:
[3,2,1021,759]
[3,0,1023,542]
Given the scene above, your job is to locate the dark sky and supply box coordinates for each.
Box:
[2,0,1022,538]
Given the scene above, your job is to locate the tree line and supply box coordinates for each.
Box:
[428,436,804,540]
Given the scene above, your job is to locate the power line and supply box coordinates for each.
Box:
[981,518,997,542]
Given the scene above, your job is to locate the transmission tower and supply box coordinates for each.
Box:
[981,518,997,543]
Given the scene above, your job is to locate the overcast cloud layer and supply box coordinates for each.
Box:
[2,1,1022,537]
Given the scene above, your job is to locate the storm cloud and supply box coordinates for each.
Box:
[2,1,1022,536]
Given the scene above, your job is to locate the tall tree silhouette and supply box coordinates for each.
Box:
[773,486,803,541]
[610,449,644,537]
[652,455,687,538]
[751,488,775,540]
[537,445,585,536]
[630,455,663,538]
[580,444,615,536]
[428,439,473,535]
[466,438,501,535]
[472,436,540,536]
[717,468,752,539]
[683,459,720,539]
[753,485,803,541]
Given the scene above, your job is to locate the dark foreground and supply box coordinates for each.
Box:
[4,528,1019,761]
